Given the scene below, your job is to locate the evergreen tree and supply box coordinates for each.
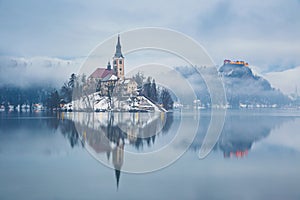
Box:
[150,79,158,102]
[132,72,145,88]
[60,73,77,103]
[132,72,145,95]
[160,89,174,110]
[68,73,76,88]
[46,89,60,110]
[142,77,151,98]
[60,83,72,103]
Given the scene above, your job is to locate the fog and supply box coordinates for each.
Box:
[265,66,300,95]
[0,56,82,88]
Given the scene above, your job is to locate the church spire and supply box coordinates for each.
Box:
[114,34,123,58]
[115,169,121,189]
[113,34,125,79]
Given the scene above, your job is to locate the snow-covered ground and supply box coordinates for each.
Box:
[71,92,165,112]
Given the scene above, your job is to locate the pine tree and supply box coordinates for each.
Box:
[132,72,145,88]
[142,77,152,98]
[68,73,76,88]
[132,72,145,95]
[47,90,60,110]
[160,89,174,110]
[150,79,158,102]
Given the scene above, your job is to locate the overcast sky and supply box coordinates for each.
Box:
[0,0,299,71]
[1,0,300,94]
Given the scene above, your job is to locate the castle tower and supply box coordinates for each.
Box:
[113,35,125,80]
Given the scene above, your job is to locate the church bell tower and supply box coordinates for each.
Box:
[113,35,125,79]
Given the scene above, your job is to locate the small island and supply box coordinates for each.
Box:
[63,35,171,113]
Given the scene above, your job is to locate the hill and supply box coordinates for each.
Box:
[176,61,290,108]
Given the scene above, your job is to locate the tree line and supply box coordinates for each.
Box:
[0,73,77,111]
[1,72,174,111]
[0,85,51,111]
[132,72,174,110]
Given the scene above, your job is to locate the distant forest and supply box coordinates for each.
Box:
[0,73,76,111]
[0,85,52,110]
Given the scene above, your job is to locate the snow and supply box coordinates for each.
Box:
[71,92,164,112]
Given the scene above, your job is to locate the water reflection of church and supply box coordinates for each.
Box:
[71,112,170,188]
[58,111,292,188]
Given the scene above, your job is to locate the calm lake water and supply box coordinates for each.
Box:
[1,110,300,200]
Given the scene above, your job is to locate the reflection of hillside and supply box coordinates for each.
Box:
[191,112,294,158]
[219,114,294,158]
[59,111,296,161]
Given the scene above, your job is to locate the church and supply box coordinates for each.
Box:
[88,35,138,97]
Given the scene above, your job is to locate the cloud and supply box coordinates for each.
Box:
[264,66,300,95]
[0,56,82,87]
[0,0,299,71]
[195,0,300,70]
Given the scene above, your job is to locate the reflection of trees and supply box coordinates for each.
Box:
[103,114,125,145]
[65,112,173,189]
[59,119,80,148]
[56,111,295,160]
[44,113,81,148]
[45,114,60,131]
[162,113,173,133]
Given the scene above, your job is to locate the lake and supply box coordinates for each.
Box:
[0,110,300,200]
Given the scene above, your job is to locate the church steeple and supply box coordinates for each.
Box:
[114,34,123,58]
[112,139,124,189]
[113,34,125,79]
[115,169,121,189]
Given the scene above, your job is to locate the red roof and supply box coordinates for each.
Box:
[89,68,115,79]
